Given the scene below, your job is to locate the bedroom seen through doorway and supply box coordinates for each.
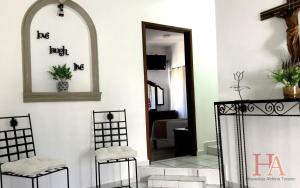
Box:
[142,22,197,163]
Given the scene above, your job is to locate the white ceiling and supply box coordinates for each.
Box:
[146,29,184,47]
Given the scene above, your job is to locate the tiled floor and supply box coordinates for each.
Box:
[99,182,219,188]
[95,182,147,188]
[99,155,219,188]
[151,154,218,169]
[152,147,175,161]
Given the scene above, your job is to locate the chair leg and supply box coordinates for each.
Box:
[98,163,101,188]
[36,178,39,188]
[66,167,70,188]
[0,166,3,188]
[95,159,98,188]
[134,158,138,188]
[0,174,3,188]
[128,159,131,188]
[31,178,35,188]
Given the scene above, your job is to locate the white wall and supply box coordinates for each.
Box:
[216,0,300,187]
[219,108,300,188]
[0,0,218,187]
[31,5,92,92]
[216,0,288,100]
[147,46,171,111]
[170,41,185,68]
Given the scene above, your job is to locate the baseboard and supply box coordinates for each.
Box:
[198,140,217,155]
[197,150,206,156]
[203,140,217,148]
[88,180,138,188]
[138,160,150,167]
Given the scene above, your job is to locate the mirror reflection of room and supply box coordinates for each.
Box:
[146,29,218,172]
[146,29,188,161]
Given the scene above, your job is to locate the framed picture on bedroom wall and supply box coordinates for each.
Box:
[156,86,164,106]
[148,82,157,110]
[147,80,164,109]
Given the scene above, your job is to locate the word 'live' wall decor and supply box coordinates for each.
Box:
[22,0,101,102]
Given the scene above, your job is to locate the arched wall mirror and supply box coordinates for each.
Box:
[22,0,101,102]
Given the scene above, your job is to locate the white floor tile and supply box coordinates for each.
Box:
[178,181,204,188]
[164,167,198,176]
[139,166,165,182]
[162,180,178,188]
[197,155,218,161]
[155,160,189,168]
[151,154,218,169]
[198,169,220,185]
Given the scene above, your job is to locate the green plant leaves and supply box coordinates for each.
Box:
[48,64,72,82]
[272,67,300,87]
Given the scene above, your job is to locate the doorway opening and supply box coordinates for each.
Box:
[142,22,197,162]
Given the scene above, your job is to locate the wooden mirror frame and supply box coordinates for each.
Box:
[22,0,101,102]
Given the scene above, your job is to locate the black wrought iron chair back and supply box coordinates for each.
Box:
[93,109,129,150]
[93,110,138,188]
[0,115,36,164]
[0,114,69,188]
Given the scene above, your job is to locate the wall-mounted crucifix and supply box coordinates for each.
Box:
[261,0,300,62]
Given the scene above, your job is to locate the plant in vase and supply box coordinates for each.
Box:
[272,59,300,99]
[48,64,72,92]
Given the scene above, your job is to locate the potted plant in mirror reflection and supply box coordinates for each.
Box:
[48,64,72,92]
[272,58,300,99]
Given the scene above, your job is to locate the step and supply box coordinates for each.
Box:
[207,145,218,156]
[206,184,220,188]
[139,166,220,185]
[139,167,197,182]
[198,169,220,185]
[148,175,206,188]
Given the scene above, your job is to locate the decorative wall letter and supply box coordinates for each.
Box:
[73,63,84,71]
[37,30,50,39]
[49,45,70,56]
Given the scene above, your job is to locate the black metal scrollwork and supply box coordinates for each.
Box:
[216,100,300,116]
[247,103,255,112]
[218,105,226,114]
[218,104,236,114]
[264,102,284,115]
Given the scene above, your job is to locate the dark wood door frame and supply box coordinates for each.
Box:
[141,21,197,161]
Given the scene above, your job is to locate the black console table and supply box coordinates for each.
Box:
[214,99,300,188]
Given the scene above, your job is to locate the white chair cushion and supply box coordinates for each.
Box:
[1,157,66,176]
[95,146,137,162]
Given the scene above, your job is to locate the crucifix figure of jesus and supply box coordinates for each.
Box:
[261,0,300,62]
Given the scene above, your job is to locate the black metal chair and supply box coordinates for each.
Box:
[0,114,69,188]
[93,110,138,188]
